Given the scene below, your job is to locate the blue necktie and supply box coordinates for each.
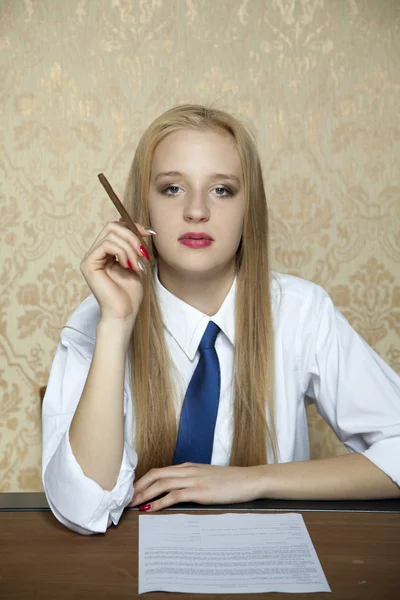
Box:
[173,321,221,464]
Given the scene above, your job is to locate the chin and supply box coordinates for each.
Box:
[171,256,233,278]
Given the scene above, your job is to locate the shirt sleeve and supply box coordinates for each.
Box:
[42,326,137,535]
[302,285,400,488]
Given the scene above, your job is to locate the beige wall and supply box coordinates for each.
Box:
[1,0,399,491]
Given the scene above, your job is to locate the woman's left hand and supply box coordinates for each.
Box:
[128,463,264,511]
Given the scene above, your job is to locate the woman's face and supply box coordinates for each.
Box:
[148,128,245,282]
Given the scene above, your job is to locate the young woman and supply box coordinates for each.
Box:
[42,104,400,535]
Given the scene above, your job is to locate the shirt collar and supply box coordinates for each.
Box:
[154,265,236,360]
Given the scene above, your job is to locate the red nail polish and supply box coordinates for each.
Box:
[127,260,134,271]
[138,504,151,511]
[139,245,150,261]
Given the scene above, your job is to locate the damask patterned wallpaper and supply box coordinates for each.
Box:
[1,0,399,491]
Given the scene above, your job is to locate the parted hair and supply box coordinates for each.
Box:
[123,104,278,479]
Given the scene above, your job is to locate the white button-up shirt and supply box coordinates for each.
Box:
[42,271,400,535]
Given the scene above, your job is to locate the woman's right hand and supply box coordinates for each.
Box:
[80,220,153,327]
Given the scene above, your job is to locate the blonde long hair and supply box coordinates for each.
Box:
[123,104,278,479]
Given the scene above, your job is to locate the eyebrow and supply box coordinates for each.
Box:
[154,171,241,186]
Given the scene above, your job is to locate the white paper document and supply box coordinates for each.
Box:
[139,512,331,594]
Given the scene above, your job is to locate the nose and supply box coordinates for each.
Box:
[183,190,210,223]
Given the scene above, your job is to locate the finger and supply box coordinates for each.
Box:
[98,231,146,271]
[134,465,193,495]
[104,223,152,263]
[82,239,128,272]
[89,222,152,260]
[119,218,157,237]
[86,221,123,250]
[133,475,179,503]
[87,239,143,275]
[131,477,193,507]
[139,489,195,512]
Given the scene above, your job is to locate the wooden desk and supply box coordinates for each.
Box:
[1,495,399,599]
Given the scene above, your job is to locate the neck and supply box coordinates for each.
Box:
[157,261,236,316]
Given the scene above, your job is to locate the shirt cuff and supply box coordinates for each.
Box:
[362,437,400,488]
[43,426,137,535]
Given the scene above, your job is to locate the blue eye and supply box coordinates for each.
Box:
[214,186,233,196]
[163,185,180,195]
[161,185,234,197]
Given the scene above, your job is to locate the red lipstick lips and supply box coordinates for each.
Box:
[179,232,214,248]
[179,232,213,240]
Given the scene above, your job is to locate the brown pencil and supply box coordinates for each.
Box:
[98,173,153,262]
